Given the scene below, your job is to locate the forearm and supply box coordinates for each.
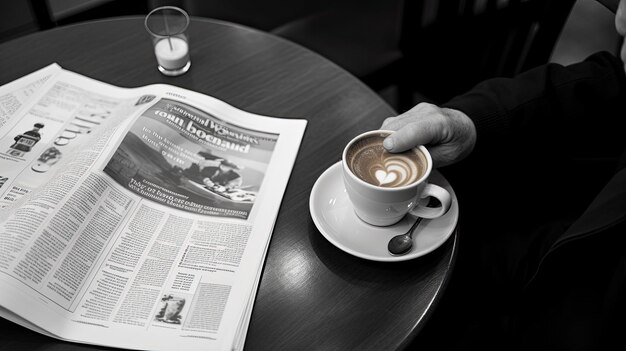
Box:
[443,51,626,153]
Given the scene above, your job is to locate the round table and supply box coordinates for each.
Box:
[0,16,457,351]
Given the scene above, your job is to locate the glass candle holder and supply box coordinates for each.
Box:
[145,6,191,76]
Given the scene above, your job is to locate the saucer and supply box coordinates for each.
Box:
[309,161,459,262]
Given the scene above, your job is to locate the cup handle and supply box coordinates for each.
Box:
[409,183,452,219]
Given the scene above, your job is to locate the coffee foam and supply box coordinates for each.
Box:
[346,134,426,187]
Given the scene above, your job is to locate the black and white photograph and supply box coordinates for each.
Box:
[1,1,625,350]
[154,294,187,325]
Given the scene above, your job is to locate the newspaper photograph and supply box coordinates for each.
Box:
[104,98,278,219]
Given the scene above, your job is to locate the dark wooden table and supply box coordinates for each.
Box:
[0,16,457,351]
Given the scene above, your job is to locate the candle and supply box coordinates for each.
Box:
[154,37,189,70]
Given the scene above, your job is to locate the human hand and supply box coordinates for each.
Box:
[380,103,477,168]
[616,0,626,74]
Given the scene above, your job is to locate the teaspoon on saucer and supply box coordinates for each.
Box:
[387,217,423,255]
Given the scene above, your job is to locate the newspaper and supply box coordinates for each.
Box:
[0,64,307,351]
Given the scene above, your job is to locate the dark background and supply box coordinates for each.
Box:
[0,0,619,112]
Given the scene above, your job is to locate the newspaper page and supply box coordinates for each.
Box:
[0,63,61,132]
[0,64,307,351]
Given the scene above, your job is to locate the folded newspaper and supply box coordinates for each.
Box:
[0,64,307,350]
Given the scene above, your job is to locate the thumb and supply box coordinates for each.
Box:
[383,122,438,153]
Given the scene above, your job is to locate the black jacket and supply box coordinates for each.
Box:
[441,51,626,348]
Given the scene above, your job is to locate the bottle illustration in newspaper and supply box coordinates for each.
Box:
[7,123,44,157]
[104,98,279,219]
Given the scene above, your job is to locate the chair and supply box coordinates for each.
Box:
[396,0,577,108]
[269,0,404,91]
[0,1,39,43]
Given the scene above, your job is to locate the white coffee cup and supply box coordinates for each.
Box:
[342,130,452,226]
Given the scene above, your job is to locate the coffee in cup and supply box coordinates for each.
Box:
[342,130,451,226]
[345,133,428,188]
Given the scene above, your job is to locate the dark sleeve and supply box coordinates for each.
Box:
[442,51,626,156]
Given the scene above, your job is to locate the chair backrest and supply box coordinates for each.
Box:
[399,0,576,102]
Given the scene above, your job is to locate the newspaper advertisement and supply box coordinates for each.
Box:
[103,98,278,219]
[0,64,307,351]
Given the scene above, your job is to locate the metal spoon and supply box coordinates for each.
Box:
[387,216,423,255]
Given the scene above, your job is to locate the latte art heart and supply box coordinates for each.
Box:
[346,134,427,188]
[375,169,397,185]
[370,155,421,187]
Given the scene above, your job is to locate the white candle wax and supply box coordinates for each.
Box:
[154,37,189,70]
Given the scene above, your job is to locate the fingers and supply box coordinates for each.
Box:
[384,121,439,152]
[380,103,443,152]
[427,146,449,168]
[379,103,477,168]
[381,117,396,130]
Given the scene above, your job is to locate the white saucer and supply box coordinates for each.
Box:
[309,161,459,262]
